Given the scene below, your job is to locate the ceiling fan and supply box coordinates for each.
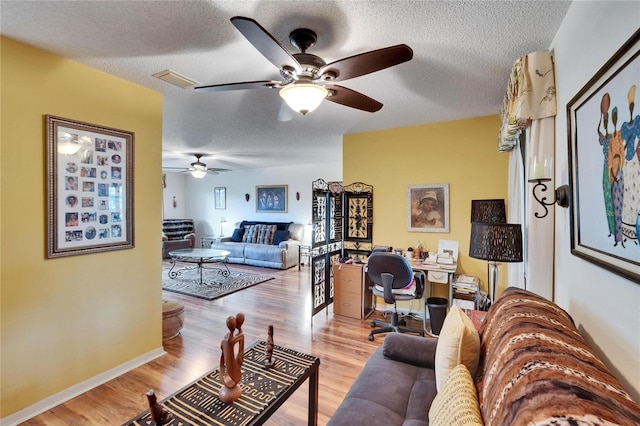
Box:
[195,16,413,115]
[163,154,232,179]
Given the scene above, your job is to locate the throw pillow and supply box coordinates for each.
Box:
[273,230,290,245]
[256,224,277,245]
[434,304,481,391]
[242,225,257,243]
[428,364,483,426]
[231,228,244,242]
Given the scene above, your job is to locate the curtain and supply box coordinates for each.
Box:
[500,50,557,299]
[507,139,525,288]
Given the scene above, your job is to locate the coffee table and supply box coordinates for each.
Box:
[123,340,320,425]
[168,248,231,285]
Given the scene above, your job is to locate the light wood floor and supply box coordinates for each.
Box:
[21,262,426,425]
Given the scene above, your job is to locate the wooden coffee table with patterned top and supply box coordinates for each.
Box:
[124,340,320,425]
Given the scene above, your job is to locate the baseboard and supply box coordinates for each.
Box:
[0,347,165,426]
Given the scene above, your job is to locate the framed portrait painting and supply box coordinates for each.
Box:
[407,183,449,233]
[567,29,640,283]
[46,115,134,258]
[256,185,287,213]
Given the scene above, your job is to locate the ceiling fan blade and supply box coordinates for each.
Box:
[319,44,413,82]
[162,167,189,170]
[231,16,302,74]
[325,85,383,112]
[208,168,232,173]
[194,80,282,92]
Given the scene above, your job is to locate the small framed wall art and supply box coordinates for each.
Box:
[46,115,134,258]
[214,187,226,209]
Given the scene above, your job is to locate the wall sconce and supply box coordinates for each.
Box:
[245,193,250,202]
[528,156,569,219]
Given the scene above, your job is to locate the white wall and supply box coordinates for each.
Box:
[165,161,342,244]
[162,172,188,219]
[551,1,640,401]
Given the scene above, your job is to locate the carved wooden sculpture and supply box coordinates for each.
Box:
[264,324,275,369]
[219,312,245,403]
[146,389,173,425]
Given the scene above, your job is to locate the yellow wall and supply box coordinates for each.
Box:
[344,116,509,299]
[0,37,163,416]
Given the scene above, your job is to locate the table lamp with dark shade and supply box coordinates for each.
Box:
[471,199,506,223]
[469,222,523,301]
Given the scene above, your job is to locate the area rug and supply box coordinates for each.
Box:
[162,268,274,301]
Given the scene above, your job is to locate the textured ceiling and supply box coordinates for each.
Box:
[1,0,572,171]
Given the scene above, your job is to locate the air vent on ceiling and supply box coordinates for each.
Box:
[152,69,199,89]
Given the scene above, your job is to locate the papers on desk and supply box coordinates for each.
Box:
[417,240,459,268]
[436,253,454,265]
[419,259,457,271]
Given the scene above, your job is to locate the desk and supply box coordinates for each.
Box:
[408,260,457,307]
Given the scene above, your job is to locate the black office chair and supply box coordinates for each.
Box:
[367,252,426,341]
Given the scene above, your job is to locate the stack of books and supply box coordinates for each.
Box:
[436,253,454,265]
[452,275,480,310]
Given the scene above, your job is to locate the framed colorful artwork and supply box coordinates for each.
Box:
[567,29,640,283]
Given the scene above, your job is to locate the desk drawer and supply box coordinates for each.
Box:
[334,292,361,319]
[336,275,361,294]
[334,265,363,294]
[428,270,449,284]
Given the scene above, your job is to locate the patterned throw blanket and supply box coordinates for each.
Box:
[475,288,640,426]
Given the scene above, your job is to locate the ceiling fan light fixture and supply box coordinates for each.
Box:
[279,83,328,115]
[190,168,207,179]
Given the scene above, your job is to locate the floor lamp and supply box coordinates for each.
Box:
[469,222,523,301]
[220,217,228,237]
[470,199,506,224]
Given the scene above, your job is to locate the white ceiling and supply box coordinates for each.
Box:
[1,0,571,171]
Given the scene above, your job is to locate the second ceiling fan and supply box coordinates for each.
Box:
[163,154,232,179]
[195,16,413,115]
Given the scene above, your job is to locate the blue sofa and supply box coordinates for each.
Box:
[210,221,302,269]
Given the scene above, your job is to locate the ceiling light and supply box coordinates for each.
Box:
[190,168,207,179]
[190,164,207,179]
[279,83,328,115]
